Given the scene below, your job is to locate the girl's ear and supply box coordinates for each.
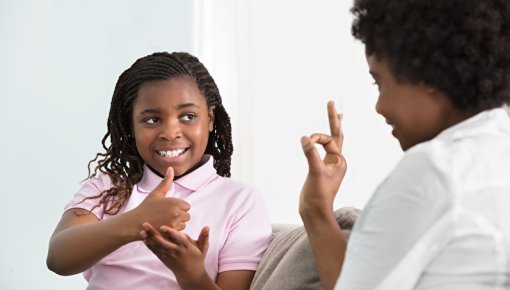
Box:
[208,105,215,132]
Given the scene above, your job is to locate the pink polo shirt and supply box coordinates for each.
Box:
[64,155,272,290]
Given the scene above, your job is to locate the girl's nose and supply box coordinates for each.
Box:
[159,121,182,140]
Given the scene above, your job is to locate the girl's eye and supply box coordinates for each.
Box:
[144,117,159,124]
[181,114,197,122]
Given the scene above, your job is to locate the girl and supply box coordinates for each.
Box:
[299,0,510,289]
[46,52,272,290]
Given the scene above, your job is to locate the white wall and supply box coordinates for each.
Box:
[0,1,193,289]
[195,0,403,225]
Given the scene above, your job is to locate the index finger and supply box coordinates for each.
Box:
[327,101,344,153]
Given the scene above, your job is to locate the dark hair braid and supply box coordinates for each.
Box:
[85,52,233,215]
[171,52,233,177]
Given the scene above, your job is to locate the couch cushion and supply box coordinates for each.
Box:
[250,207,361,290]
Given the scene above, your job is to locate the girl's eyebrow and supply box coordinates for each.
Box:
[177,103,200,110]
[139,109,160,115]
[138,103,201,115]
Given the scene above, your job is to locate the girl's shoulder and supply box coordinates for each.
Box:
[80,170,116,193]
[213,175,260,194]
[205,176,267,207]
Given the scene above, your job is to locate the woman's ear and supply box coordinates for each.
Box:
[419,81,438,96]
[427,86,438,95]
[426,85,449,102]
[208,105,215,132]
[417,81,442,100]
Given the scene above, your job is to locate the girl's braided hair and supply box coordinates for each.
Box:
[86,52,233,215]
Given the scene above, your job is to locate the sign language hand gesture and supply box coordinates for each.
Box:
[130,167,191,239]
[299,101,347,218]
[141,223,210,287]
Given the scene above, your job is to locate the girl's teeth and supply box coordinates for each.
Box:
[159,149,185,158]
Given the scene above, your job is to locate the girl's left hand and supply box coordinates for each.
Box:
[140,223,210,286]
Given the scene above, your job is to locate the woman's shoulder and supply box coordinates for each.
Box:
[377,142,459,204]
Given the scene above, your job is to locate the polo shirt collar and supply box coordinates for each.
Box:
[137,154,218,193]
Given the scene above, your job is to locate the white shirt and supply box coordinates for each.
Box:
[335,108,510,290]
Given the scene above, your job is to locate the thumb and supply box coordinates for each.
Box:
[148,167,174,198]
[196,226,210,255]
[301,136,322,175]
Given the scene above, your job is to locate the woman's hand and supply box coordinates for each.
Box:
[128,167,191,239]
[299,101,347,218]
[298,101,348,290]
[141,223,213,289]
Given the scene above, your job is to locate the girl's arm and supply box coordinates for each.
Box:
[46,167,190,275]
[215,271,255,290]
[47,208,140,275]
[299,101,347,290]
[141,224,255,290]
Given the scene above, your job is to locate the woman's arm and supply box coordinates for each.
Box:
[300,102,453,290]
[46,167,190,275]
[299,101,347,290]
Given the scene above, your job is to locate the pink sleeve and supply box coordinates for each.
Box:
[218,187,272,272]
[63,173,113,220]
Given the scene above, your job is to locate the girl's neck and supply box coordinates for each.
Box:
[147,165,166,178]
[146,157,207,180]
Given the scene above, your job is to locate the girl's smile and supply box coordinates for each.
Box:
[156,147,189,162]
[132,77,214,177]
[157,148,187,158]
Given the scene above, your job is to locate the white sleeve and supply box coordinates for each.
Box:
[335,147,456,290]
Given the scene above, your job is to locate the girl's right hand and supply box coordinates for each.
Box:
[130,167,191,239]
[46,167,190,276]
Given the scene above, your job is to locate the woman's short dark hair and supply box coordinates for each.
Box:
[351,0,510,113]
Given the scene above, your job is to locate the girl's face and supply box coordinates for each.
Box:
[367,55,470,151]
[132,77,214,177]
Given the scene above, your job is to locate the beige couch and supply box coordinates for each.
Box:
[250,207,361,290]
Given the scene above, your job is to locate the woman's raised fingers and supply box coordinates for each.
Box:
[327,101,344,153]
[310,133,341,155]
